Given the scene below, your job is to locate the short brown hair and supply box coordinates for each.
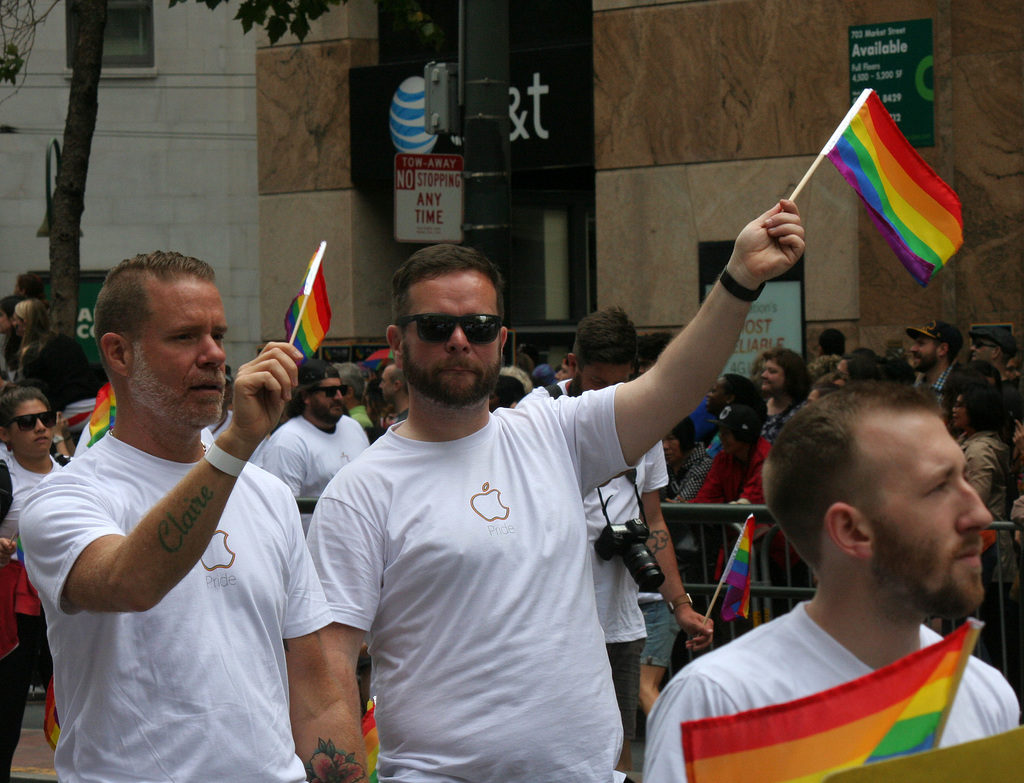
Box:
[763,382,939,567]
[572,306,637,368]
[391,244,504,320]
[94,251,215,364]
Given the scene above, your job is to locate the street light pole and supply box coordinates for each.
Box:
[460,0,512,321]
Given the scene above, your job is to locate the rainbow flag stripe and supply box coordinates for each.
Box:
[825,89,963,287]
[681,620,979,783]
[86,383,116,447]
[285,248,332,360]
[44,676,60,749]
[720,515,753,621]
[362,699,379,782]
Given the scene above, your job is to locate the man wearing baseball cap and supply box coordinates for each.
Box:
[969,325,1022,422]
[906,319,963,398]
[692,404,770,505]
[255,358,369,533]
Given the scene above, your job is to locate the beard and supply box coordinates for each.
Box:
[870,513,985,620]
[130,343,225,430]
[911,351,937,373]
[403,349,501,409]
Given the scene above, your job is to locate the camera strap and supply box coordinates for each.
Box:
[596,468,644,526]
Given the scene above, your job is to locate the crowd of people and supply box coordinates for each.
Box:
[0,198,1020,783]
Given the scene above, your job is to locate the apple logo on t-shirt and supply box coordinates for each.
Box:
[201,530,236,571]
[470,482,511,522]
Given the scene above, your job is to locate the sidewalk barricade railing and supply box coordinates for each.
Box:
[297,496,1023,696]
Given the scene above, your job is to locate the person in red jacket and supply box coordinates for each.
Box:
[693,404,769,504]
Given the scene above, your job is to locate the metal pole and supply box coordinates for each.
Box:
[460,0,512,320]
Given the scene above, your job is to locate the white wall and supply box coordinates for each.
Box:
[0,0,260,368]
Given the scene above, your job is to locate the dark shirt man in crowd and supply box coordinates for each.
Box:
[969,325,1023,423]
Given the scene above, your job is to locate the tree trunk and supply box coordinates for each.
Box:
[50,0,106,337]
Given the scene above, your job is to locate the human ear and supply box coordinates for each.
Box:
[822,502,873,561]
[100,333,132,378]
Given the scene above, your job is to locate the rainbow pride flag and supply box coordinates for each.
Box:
[681,619,980,783]
[285,241,331,360]
[44,676,60,749]
[86,383,116,447]
[823,89,963,287]
[720,515,753,621]
[362,698,379,783]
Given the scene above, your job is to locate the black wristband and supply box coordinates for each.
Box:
[719,268,765,302]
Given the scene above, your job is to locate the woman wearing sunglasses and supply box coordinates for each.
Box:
[0,386,66,782]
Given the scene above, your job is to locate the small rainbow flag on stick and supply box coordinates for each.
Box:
[286,241,331,360]
[44,676,60,749]
[681,619,981,783]
[86,383,116,447]
[790,89,963,287]
[720,514,753,621]
[703,515,755,625]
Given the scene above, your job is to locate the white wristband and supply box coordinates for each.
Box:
[204,443,247,477]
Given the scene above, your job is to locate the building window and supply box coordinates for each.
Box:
[67,0,155,69]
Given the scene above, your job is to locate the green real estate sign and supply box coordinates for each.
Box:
[849,18,934,147]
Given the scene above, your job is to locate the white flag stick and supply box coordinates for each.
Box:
[788,89,874,202]
[288,241,327,346]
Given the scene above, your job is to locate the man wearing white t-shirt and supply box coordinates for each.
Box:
[307,201,805,782]
[256,358,369,533]
[20,252,366,783]
[518,306,712,773]
[645,383,1021,783]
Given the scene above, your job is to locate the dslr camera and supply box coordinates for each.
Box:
[594,518,665,592]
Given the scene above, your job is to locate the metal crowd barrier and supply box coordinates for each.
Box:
[297,496,1024,696]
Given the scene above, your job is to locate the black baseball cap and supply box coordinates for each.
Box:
[709,404,762,444]
[297,359,340,387]
[969,325,1017,359]
[906,320,963,357]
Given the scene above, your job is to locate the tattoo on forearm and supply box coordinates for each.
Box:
[647,529,670,554]
[305,738,366,783]
[157,486,215,552]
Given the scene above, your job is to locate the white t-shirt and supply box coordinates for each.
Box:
[307,386,627,783]
[20,434,333,783]
[256,414,369,532]
[644,602,1020,783]
[520,381,668,642]
[0,453,61,541]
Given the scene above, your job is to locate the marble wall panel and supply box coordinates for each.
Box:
[257,39,377,195]
[596,156,860,327]
[951,51,1024,331]
[595,1,853,169]
[260,190,357,341]
[951,0,1023,56]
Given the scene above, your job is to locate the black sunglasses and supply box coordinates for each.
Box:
[396,313,502,344]
[6,410,58,431]
[310,385,348,397]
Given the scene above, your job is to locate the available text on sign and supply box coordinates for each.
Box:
[394,154,464,243]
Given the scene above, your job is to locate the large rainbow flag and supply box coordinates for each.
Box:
[823,89,963,287]
[720,515,753,621]
[681,619,980,783]
[86,383,116,447]
[285,241,331,360]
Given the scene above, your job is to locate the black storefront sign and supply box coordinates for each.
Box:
[349,43,593,181]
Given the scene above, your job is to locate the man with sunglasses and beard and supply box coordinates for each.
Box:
[257,358,369,534]
[644,383,1019,783]
[19,252,362,783]
[307,200,805,783]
